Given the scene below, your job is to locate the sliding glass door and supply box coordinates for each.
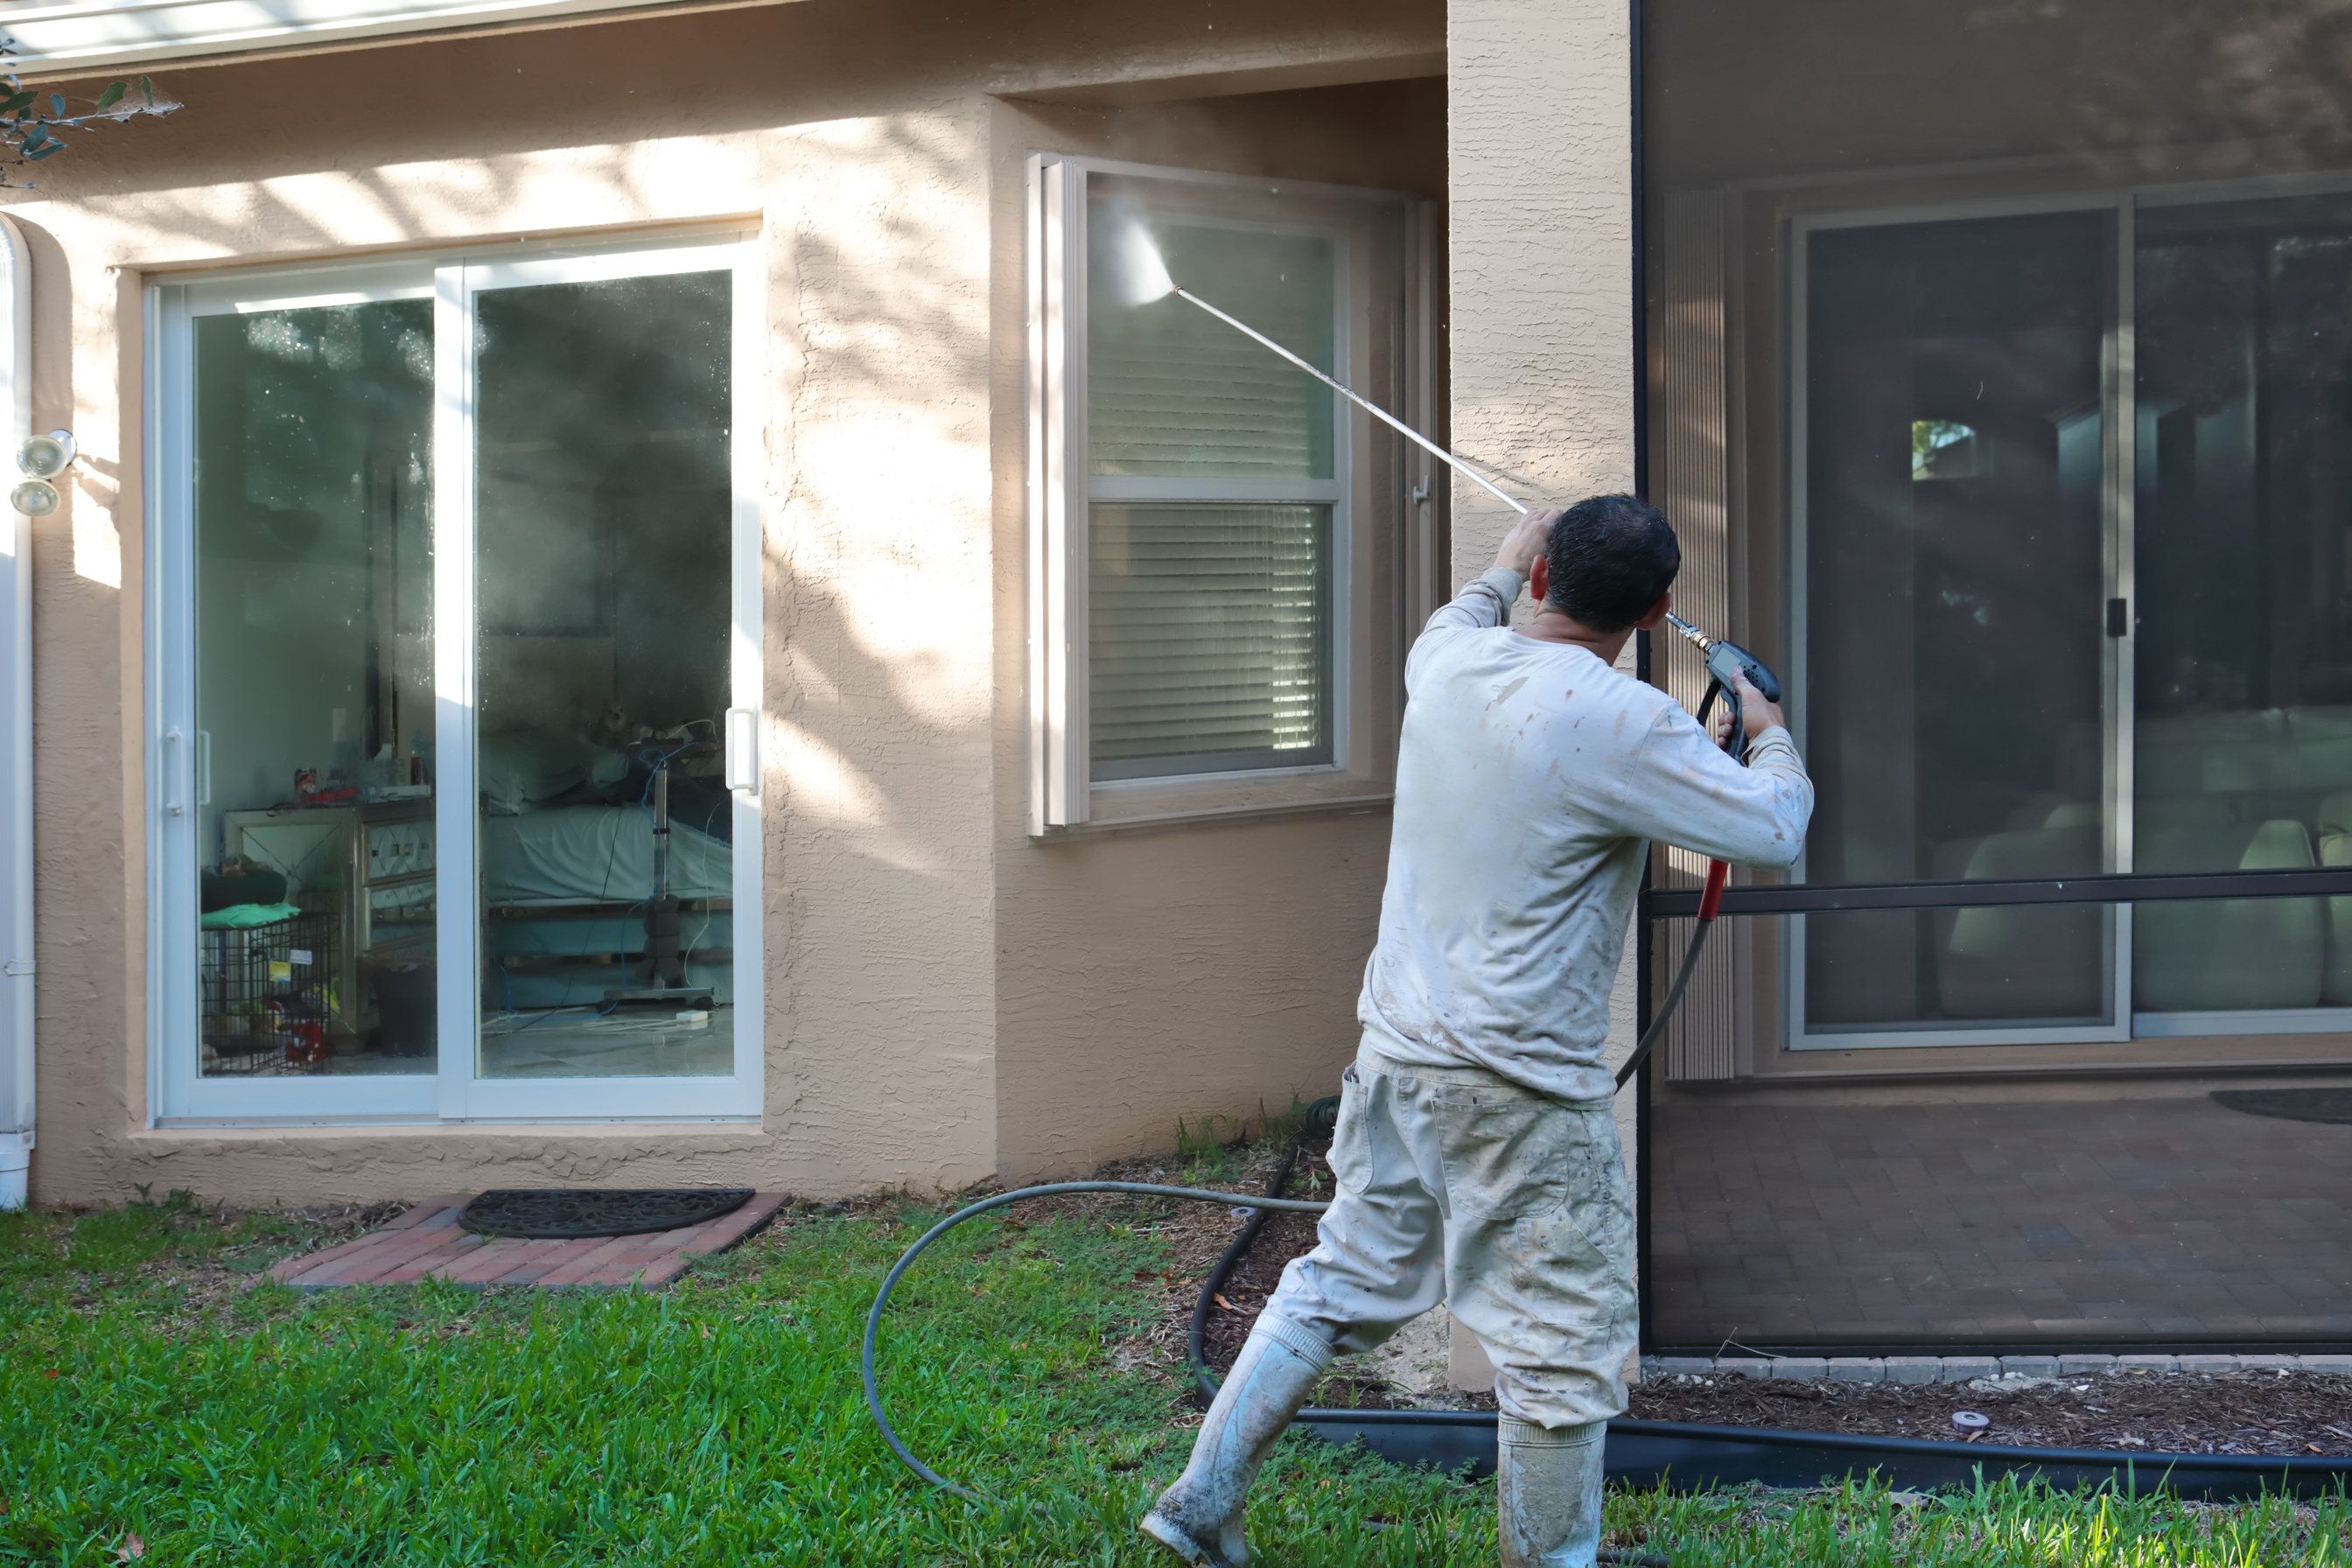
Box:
[151,237,761,1122]
[1796,207,2121,1043]
[1795,187,2352,1046]
[2129,192,2352,1032]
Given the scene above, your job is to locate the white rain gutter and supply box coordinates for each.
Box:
[0,215,29,1210]
[0,0,788,76]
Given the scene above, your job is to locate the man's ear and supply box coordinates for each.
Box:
[1530,555,1550,604]
[1634,589,1673,632]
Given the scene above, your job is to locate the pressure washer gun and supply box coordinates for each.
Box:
[1620,612,1786,1058]
[1661,612,1782,766]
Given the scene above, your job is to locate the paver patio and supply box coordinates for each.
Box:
[1651,1093,2352,1347]
[268,1192,787,1291]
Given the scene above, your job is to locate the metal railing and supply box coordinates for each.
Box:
[1644,865,2352,920]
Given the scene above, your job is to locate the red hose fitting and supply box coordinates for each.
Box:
[1698,859,1729,922]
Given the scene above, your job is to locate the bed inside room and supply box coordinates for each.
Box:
[192,264,741,1082]
[471,268,738,1080]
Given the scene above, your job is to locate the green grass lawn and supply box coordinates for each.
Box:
[3,1186,2346,1565]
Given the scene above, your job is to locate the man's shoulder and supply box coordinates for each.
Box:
[1560,655,1683,720]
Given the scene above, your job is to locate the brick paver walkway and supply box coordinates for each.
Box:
[1650,1092,2352,1348]
[269,1192,787,1291]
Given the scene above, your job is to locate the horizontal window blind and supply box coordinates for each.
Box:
[1079,183,1346,786]
[1088,504,1332,778]
[1087,217,1336,480]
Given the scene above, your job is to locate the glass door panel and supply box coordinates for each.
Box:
[190,298,438,1087]
[1799,210,2118,1039]
[469,266,739,1082]
[2132,192,2352,1026]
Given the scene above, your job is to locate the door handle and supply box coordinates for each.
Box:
[724,707,759,794]
[163,728,186,817]
[2106,598,2130,639]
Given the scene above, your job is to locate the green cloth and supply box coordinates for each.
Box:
[198,900,305,931]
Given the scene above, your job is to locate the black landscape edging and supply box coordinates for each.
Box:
[1294,1408,2352,1500]
[1208,1141,2350,1502]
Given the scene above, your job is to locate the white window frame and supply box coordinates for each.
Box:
[147,232,764,1125]
[1785,172,2352,1052]
[1027,154,1422,833]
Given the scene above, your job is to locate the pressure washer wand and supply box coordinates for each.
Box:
[1170,286,1530,515]
[1168,276,1767,1094]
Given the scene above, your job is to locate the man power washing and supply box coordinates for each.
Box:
[1141,495,1815,1568]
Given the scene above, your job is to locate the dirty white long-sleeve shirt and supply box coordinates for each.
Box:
[1358,567,1815,1102]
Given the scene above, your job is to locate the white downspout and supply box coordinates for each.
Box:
[0,215,32,1209]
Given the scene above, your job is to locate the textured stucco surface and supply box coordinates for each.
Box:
[1446,0,1638,1170]
[9,0,1447,1205]
[986,80,1447,1180]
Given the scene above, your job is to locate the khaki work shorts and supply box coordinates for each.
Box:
[1260,1043,1638,1430]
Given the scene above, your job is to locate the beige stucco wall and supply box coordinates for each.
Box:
[10,0,1447,1205]
[1440,0,1635,1386]
[987,80,1446,1180]
[1446,0,1638,1159]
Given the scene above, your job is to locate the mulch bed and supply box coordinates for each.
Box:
[1157,1135,2352,1457]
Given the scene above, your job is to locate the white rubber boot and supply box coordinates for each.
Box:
[1139,1314,1334,1567]
[1496,1417,1606,1568]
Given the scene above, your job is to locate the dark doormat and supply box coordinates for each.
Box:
[458,1187,756,1239]
[2209,1088,2352,1125]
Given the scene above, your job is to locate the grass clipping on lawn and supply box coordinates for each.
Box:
[0,1174,2342,1565]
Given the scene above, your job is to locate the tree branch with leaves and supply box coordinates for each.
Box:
[0,59,178,184]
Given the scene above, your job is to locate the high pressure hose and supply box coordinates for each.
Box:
[860,918,1726,1507]
[861,627,1746,1567]
[860,1178,1340,1502]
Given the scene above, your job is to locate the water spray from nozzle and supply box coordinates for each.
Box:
[1110,219,1177,309]
[1110,220,1531,515]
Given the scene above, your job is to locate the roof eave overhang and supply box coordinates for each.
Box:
[0,0,790,79]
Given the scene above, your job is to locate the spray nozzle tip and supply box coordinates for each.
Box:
[1108,220,1178,308]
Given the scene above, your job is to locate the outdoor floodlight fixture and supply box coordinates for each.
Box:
[18,430,74,480]
[10,429,76,517]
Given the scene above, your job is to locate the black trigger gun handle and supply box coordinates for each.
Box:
[1663,611,1781,704]
[1663,612,1782,765]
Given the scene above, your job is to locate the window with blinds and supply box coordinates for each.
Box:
[1083,188,1344,780]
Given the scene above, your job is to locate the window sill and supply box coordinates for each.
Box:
[1032,790,1392,841]
[140,1116,764,1135]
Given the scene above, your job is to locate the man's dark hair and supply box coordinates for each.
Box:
[1543,494,1680,634]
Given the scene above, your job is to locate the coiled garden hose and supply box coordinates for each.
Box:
[861,1171,1670,1564]
[859,929,1713,1568]
[863,729,1737,1555]
[860,1177,1340,1502]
